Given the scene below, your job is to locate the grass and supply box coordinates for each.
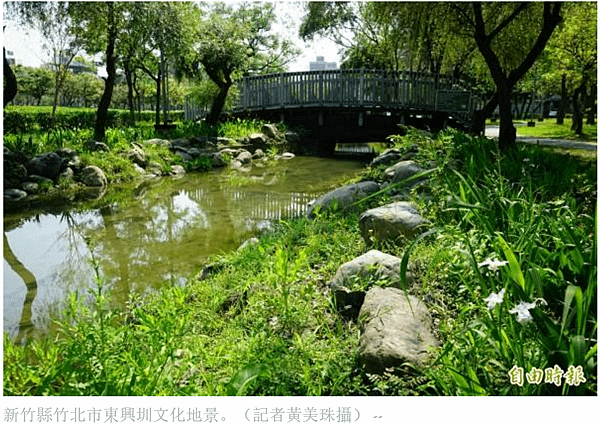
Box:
[3,128,597,396]
[486,118,597,142]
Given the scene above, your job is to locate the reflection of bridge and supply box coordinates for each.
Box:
[186,69,482,151]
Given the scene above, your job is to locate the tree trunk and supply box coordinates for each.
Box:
[556,74,567,125]
[571,81,586,135]
[94,2,117,142]
[586,82,596,125]
[124,60,135,126]
[206,83,231,126]
[470,92,499,136]
[498,87,517,150]
[155,68,161,125]
[3,48,17,106]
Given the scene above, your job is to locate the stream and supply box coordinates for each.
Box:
[3,155,367,342]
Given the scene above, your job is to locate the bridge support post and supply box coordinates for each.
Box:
[358,112,364,127]
[319,111,324,126]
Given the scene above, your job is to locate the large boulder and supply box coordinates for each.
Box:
[27,152,63,180]
[358,286,438,374]
[261,123,279,139]
[235,150,253,164]
[209,152,227,167]
[330,249,409,292]
[127,143,147,167]
[144,138,172,148]
[249,133,268,146]
[359,201,429,245]
[81,165,108,187]
[370,149,404,167]
[330,249,414,322]
[4,188,27,202]
[383,160,425,184]
[306,181,380,218]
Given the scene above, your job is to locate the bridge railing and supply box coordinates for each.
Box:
[239,69,473,115]
[185,69,480,122]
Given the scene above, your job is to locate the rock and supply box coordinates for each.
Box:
[27,174,53,185]
[249,133,268,145]
[358,286,438,374]
[306,181,380,218]
[190,136,209,146]
[66,155,82,169]
[359,201,429,245]
[220,148,239,156]
[210,152,227,167]
[4,163,28,189]
[133,164,146,175]
[236,150,253,164]
[146,162,164,177]
[57,167,75,183]
[55,147,77,159]
[230,160,243,171]
[171,138,192,149]
[277,152,295,160]
[370,149,404,167]
[81,165,108,187]
[21,182,39,194]
[27,152,63,180]
[170,165,186,176]
[145,138,172,148]
[86,140,110,152]
[383,160,424,184]
[175,149,193,162]
[127,143,147,167]
[238,237,259,250]
[4,189,27,202]
[210,136,232,146]
[330,249,412,292]
[186,147,202,158]
[261,124,279,139]
[252,149,266,159]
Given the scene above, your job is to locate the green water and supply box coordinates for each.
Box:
[3,156,365,340]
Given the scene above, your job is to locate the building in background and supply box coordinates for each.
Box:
[5,50,17,66]
[309,56,337,71]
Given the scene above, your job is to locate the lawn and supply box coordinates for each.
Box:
[487,118,597,142]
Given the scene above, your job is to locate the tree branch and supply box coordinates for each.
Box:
[488,2,530,41]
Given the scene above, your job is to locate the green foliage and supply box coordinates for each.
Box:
[3,106,169,134]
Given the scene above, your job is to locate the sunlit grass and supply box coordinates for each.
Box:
[486,118,597,142]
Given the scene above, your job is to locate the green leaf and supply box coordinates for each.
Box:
[225,362,268,396]
[497,235,525,291]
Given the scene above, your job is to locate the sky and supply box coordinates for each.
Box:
[1,1,343,73]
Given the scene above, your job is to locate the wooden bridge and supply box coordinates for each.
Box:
[185,69,481,152]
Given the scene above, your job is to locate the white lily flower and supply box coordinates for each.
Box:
[484,288,505,310]
[509,301,537,324]
[478,258,509,272]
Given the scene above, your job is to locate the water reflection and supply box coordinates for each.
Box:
[3,156,365,339]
